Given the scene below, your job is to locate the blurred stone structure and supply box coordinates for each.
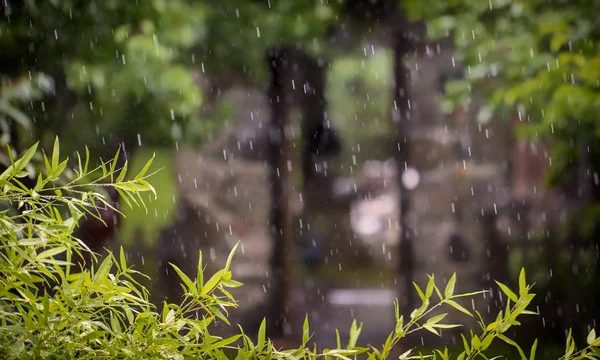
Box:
[148,39,567,344]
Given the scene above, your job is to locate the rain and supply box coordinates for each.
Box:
[1,0,599,358]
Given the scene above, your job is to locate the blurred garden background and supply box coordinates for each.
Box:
[1,0,599,356]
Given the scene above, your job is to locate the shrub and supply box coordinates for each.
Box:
[0,141,598,359]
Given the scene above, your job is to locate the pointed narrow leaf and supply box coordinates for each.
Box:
[257,318,266,350]
[84,146,90,174]
[36,246,67,260]
[302,315,310,345]
[446,299,473,317]
[495,281,518,303]
[225,242,239,272]
[426,313,447,325]
[497,334,527,360]
[413,282,426,302]
[349,320,362,348]
[52,137,59,170]
[530,339,537,360]
[119,246,127,270]
[110,147,121,182]
[170,263,196,295]
[425,275,435,299]
[202,269,225,295]
[136,152,155,179]
[399,349,413,359]
[197,250,204,290]
[519,268,527,296]
[423,325,440,336]
[16,142,39,172]
[116,160,128,183]
[445,274,456,298]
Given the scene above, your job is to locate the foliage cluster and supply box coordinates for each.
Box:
[402,0,600,186]
[1,0,205,150]
[400,0,600,336]
[1,144,599,359]
[0,0,344,154]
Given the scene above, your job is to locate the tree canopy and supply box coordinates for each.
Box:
[403,0,600,186]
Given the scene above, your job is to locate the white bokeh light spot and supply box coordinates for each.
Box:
[402,167,420,190]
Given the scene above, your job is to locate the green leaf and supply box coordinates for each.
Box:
[302,315,310,345]
[15,142,39,173]
[52,137,60,170]
[225,242,239,272]
[423,325,440,336]
[119,246,127,270]
[197,250,204,291]
[411,299,430,320]
[136,152,155,179]
[587,329,596,345]
[84,146,90,175]
[496,281,518,303]
[116,160,128,183]
[399,349,413,359]
[425,275,435,299]
[530,339,538,360]
[51,159,69,179]
[257,318,266,351]
[414,282,426,302]
[110,146,121,182]
[211,305,230,325]
[519,268,527,296]
[34,173,44,192]
[202,269,225,295]
[429,323,461,329]
[426,313,447,325]
[497,334,527,360]
[36,246,67,260]
[204,334,243,352]
[445,274,456,298]
[170,263,197,295]
[349,320,362,349]
[80,331,108,341]
[460,334,470,354]
[480,335,493,351]
[446,299,473,317]
[94,255,113,282]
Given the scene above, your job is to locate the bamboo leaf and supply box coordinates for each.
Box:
[496,281,518,303]
[257,318,266,351]
[519,268,527,296]
[116,160,128,183]
[197,250,204,291]
[530,339,538,360]
[136,152,155,179]
[445,274,456,298]
[170,263,197,295]
[302,315,310,346]
[52,137,59,170]
[446,299,473,317]
[224,242,239,272]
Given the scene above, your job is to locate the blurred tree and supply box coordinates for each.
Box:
[1,0,205,152]
[198,0,342,83]
[401,0,600,339]
[402,0,599,199]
